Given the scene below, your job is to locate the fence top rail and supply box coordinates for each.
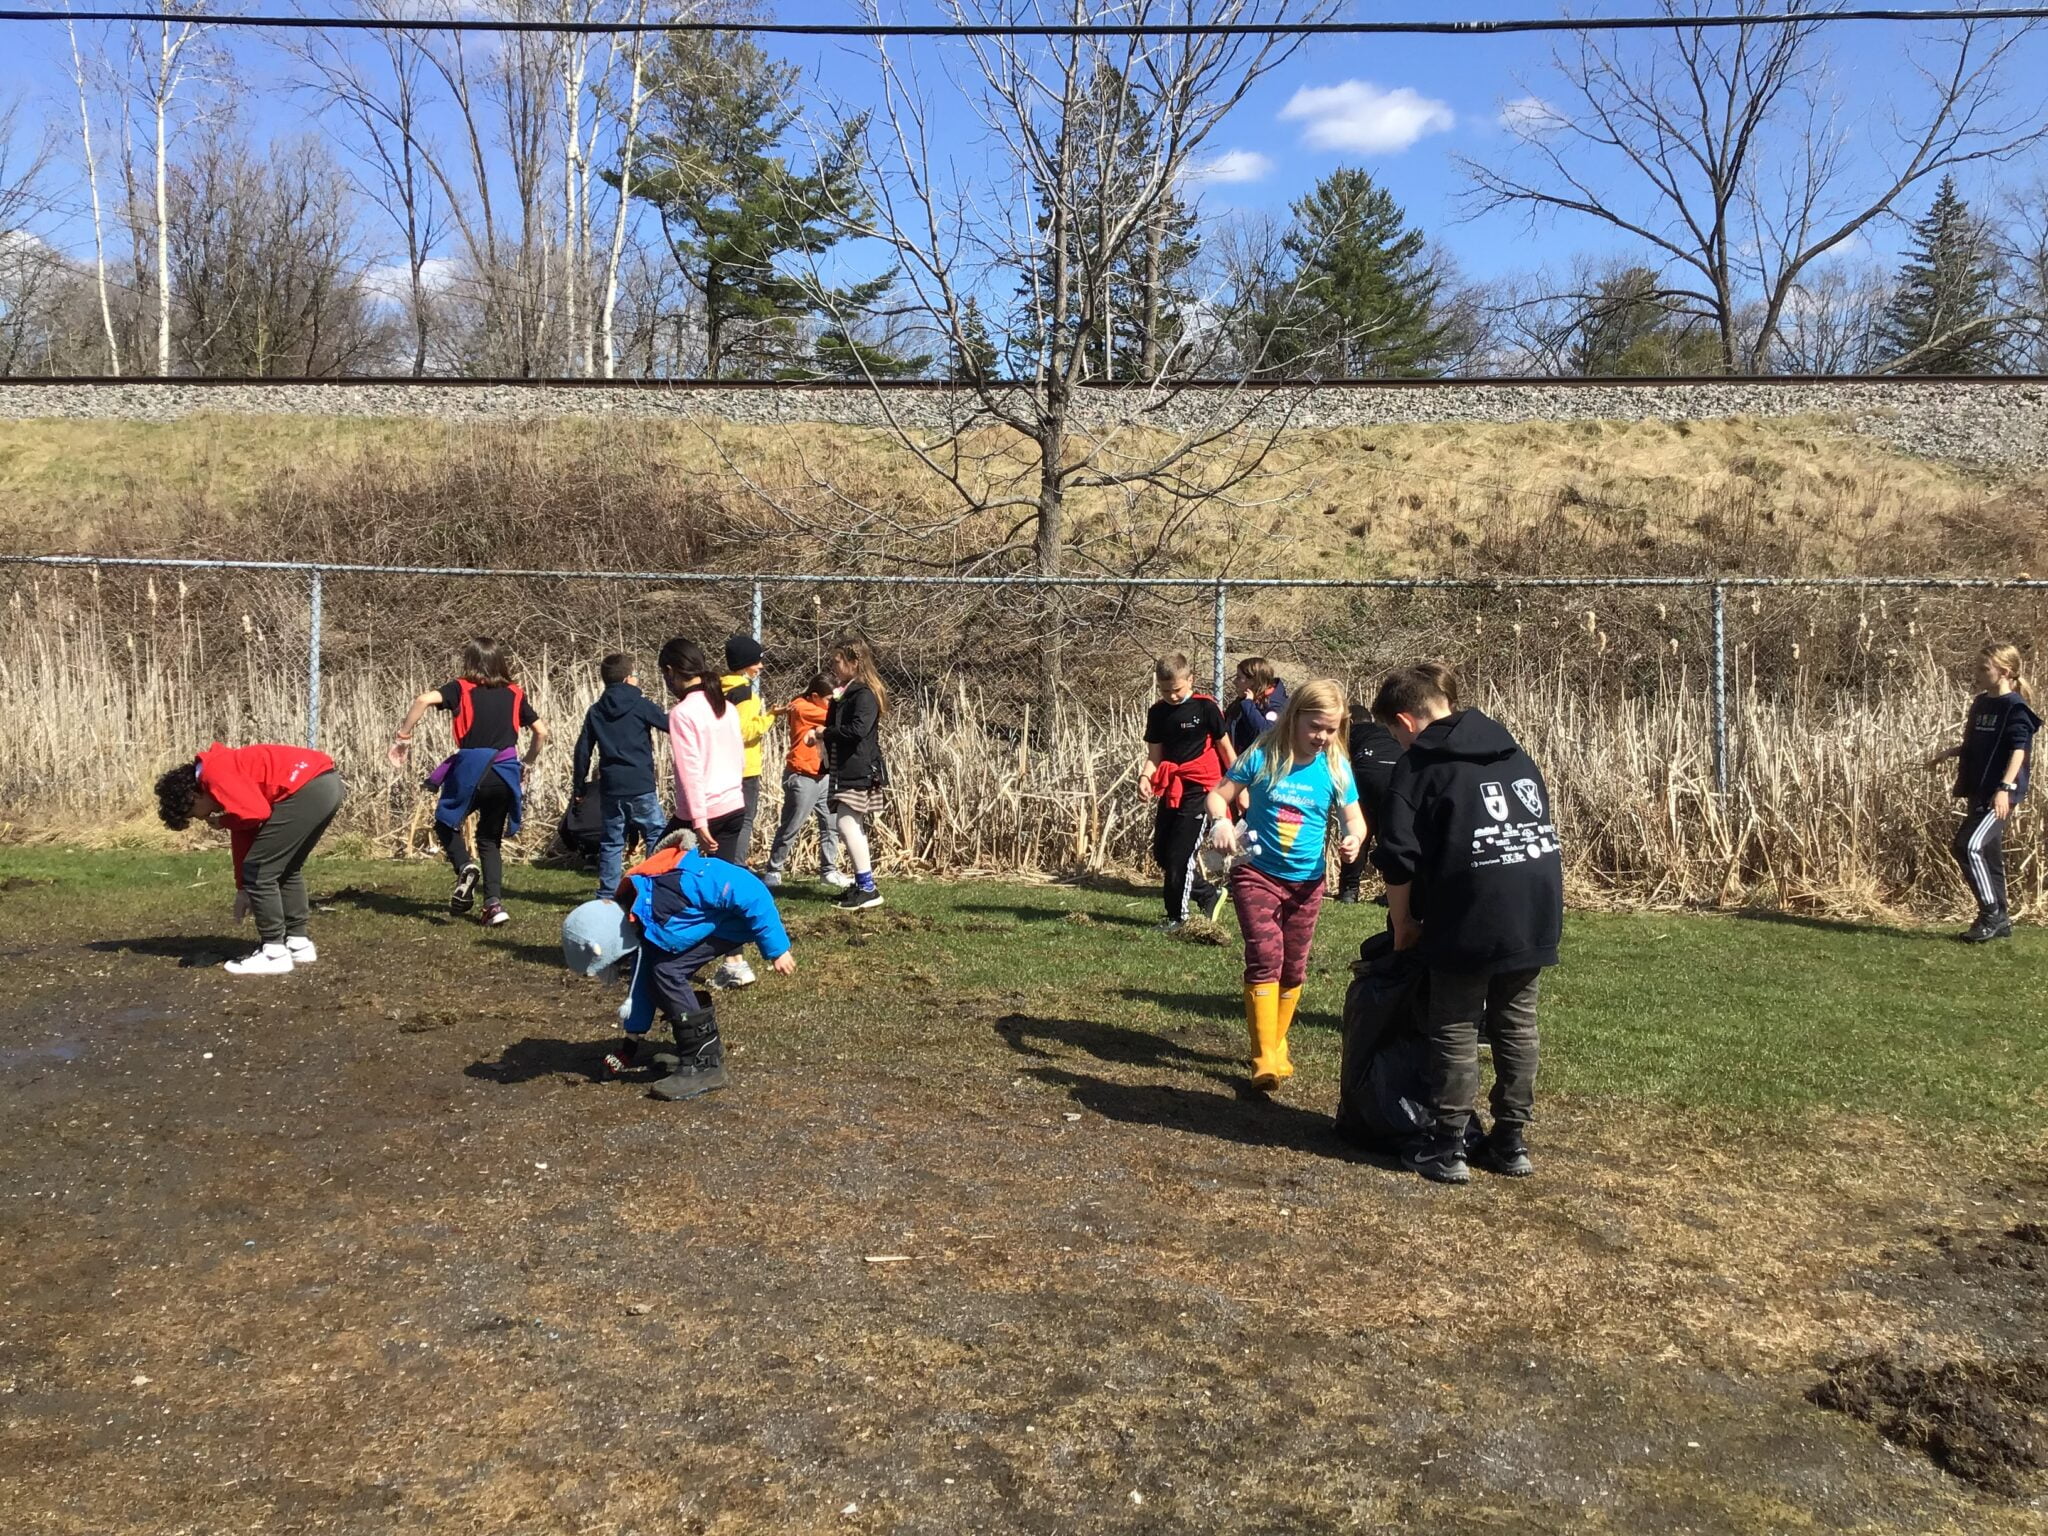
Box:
[5,554,2048,591]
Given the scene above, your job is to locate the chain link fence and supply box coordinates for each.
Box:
[2,555,2043,917]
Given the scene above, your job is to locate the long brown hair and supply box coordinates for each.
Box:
[1982,641,2033,704]
[461,637,516,687]
[829,637,889,715]
[657,637,728,716]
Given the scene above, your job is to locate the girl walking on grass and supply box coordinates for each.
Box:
[1205,678,1366,1091]
[391,638,548,927]
[1928,641,2038,943]
[156,742,348,975]
[658,637,755,989]
[823,637,888,912]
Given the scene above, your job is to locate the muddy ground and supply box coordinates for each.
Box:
[1,860,2046,1534]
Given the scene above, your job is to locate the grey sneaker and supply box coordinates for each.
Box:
[822,870,855,890]
[450,863,482,915]
[762,871,784,890]
[1403,1141,1471,1185]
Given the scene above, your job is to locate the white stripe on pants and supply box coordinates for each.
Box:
[1954,805,2006,913]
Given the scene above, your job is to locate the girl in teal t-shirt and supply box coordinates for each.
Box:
[1205,678,1366,1092]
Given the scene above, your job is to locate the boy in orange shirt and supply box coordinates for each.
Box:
[762,672,852,890]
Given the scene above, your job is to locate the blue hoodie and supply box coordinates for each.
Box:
[626,848,791,962]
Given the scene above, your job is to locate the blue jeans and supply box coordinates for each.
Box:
[596,788,666,895]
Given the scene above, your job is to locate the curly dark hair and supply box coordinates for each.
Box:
[154,761,203,829]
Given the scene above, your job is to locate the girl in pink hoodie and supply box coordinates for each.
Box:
[657,638,746,861]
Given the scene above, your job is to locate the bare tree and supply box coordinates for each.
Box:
[287,1,450,376]
[127,4,213,375]
[64,14,122,374]
[169,128,397,375]
[1463,2,2048,373]
[791,0,1336,716]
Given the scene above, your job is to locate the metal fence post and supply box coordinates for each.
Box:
[1212,579,1228,697]
[751,580,763,642]
[1710,581,1728,797]
[307,567,324,750]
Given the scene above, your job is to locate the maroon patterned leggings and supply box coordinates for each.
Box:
[1230,862,1327,987]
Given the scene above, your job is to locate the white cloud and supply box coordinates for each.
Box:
[363,257,461,305]
[1279,80,1455,155]
[1498,95,1565,136]
[1182,149,1274,187]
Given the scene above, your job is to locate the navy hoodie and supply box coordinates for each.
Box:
[1955,690,2040,803]
[572,682,673,799]
[1228,679,1290,755]
[1373,709,1563,976]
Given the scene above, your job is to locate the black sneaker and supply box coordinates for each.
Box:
[450,863,482,915]
[1336,887,1362,905]
[1961,911,2014,944]
[1471,1127,1535,1178]
[1402,1141,1471,1185]
[838,883,883,912]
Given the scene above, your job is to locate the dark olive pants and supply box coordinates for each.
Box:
[1424,966,1542,1140]
[240,771,347,943]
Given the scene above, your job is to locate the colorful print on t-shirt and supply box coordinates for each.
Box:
[1226,745,1357,883]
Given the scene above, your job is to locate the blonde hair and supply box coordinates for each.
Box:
[1252,677,1354,793]
[1982,641,2032,704]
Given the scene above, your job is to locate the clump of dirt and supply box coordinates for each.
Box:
[1169,917,1232,947]
[0,876,48,894]
[2009,1223,2048,1247]
[1809,1352,2048,1495]
[1063,910,1098,927]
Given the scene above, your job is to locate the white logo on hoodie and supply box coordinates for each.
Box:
[1481,782,1509,821]
[1513,778,1543,816]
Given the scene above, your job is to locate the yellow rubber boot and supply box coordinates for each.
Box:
[1272,986,1302,1081]
[1244,982,1283,1090]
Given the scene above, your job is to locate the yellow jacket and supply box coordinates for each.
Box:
[720,671,774,779]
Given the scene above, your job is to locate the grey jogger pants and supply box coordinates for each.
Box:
[240,770,346,943]
[765,770,841,879]
[1424,966,1543,1139]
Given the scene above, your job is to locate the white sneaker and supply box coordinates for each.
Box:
[821,871,854,890]
[709,956,757,990]
[284,937,317,965]
[762,871,784,890]
[224,943,294,976]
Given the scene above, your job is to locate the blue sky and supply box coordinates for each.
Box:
[4,3,2044,298]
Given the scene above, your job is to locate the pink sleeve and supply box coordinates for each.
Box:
[669,702,705,825]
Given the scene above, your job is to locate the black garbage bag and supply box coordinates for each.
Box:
[1335,929,1434,1154]
[555,788,605,867]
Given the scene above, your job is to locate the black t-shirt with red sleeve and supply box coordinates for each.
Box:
[437,681,537,750]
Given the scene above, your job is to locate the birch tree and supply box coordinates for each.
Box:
[128,4,211,375]
[64,14,121,374]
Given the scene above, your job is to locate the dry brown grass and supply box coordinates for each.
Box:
[4,412,2043,578]
[0,574,2034,920]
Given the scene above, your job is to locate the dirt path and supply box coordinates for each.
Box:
[1,871,2044,1533]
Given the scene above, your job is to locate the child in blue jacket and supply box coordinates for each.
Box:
[562,831,795,1101]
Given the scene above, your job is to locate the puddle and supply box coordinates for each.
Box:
[0,1038,85,1071]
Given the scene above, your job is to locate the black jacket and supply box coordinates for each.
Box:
[572,682,672,798]
[1348,718,1402,834]
[824,680,886,791]
[1372,709,1563,975]
[1955,690,2040,804]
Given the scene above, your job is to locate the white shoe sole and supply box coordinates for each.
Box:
[224,955,295,976]
[286,946,317,965]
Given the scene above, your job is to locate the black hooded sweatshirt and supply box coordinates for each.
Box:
[1372,709,1563,976]
[572,682,673,799]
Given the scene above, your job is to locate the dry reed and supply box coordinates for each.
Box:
[0,576,2032,922]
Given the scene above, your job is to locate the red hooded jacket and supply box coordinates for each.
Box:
[195,742,335,885]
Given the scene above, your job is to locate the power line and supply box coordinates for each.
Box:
[7,6,2048,36]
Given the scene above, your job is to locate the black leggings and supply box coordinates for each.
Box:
[1954,805,2008,914]
[437,771,514,902]
[661,807,746,864]
[1153,800,1218,923]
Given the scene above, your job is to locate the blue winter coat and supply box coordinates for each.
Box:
[432,746,524,834]
[626,849,791,962]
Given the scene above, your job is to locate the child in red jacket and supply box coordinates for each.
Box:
[155,743,348,975]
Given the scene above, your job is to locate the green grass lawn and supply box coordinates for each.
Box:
[4,845,2044,1137]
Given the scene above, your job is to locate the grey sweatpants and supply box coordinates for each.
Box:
[765,770,841,878]
[1424,966,1543,1139]
[240,771,347,943]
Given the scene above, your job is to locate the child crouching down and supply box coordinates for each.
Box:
[1205,678,1366,1092]
[561,831,796,1102]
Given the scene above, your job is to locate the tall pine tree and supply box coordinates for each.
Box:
[1876,176,2006,374]
[1250,169,1449,378]
[625,30,881,379]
